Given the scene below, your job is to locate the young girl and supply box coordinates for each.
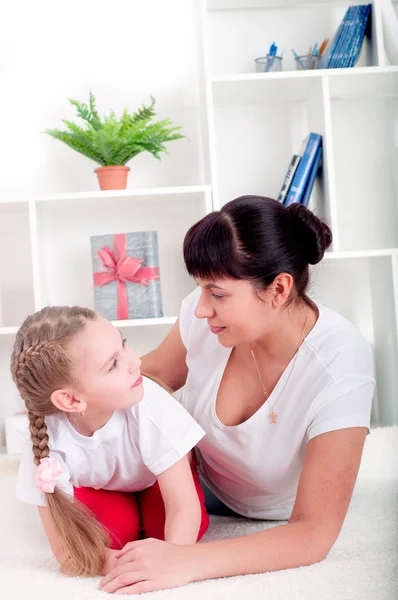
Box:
[11,305,209,578]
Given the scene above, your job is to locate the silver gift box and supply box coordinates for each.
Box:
[91,231,163,320]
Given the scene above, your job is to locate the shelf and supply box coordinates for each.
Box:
[324,249,398,260]
[212,65,398,85]
[328,67,398,99]
[0,327,19,336]
[112,317,177,328]
[34,185,212,204]
[206,1,375,76]
[208,1,358,9]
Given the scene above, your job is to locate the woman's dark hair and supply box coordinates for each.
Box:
[183,196,332,301]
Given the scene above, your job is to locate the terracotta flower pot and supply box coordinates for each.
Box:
[94,166,130,190]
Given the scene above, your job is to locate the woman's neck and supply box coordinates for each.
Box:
[250,300,318,368]
[67,410,114,437]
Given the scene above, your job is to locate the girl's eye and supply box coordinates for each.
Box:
[122,337,127,348]
[211,293,224,300]
[109,358,118,371]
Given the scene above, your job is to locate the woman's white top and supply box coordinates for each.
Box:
[179,287,375,520]
[16,377,205,507]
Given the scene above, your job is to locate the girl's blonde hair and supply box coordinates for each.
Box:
[10,306,110,577]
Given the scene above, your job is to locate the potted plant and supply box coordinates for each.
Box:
[45,92,185,190]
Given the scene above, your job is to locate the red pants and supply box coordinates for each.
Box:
[74,466,209,549]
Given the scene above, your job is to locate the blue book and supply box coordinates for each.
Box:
[328,6,356,68]
[347,5,372,67]
[284,133,322,206]
[300,145,322,208]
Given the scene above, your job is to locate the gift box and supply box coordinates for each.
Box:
[91,231,163,320]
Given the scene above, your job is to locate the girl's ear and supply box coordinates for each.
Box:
[50,389,87,414]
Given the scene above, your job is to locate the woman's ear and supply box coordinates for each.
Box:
[271,273,294,307]
[50,389,87,414]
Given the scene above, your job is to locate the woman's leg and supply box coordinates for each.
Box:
[137,464,209,541]
[74,487,142,550]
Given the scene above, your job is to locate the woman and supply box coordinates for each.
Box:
[99,196,375,595]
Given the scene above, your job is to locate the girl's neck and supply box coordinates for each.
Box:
[67,410,114,437]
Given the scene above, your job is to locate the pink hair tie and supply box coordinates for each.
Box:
[35,457,63,494]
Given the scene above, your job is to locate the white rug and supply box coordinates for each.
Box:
[0,426,397,599]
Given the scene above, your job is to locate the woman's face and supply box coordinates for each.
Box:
[194,277,276,347]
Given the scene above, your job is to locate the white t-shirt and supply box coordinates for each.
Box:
[16,377,205,507]
[179,287,375,520]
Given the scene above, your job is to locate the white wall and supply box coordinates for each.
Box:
[0,0,205,199]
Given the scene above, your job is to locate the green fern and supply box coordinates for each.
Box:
[45,92,184,166]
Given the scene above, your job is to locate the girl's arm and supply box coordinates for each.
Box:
[99,427,367,594]
[156,455,202,545]
[38,506,117,575]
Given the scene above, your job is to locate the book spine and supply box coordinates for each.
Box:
[328,7,356,68]
[278,155,301,203]
[338,7,360,68]
[300,146,323,208]
[347,5,372,68]
[284,133,322,206]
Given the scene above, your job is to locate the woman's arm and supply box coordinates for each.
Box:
[140,319,188,393]
[99,427,367,594]
[157,455,202,545]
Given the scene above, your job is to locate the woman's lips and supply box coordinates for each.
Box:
[131,375,143,388]
[209,325,225,334]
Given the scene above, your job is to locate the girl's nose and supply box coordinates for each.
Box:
[194,292,216,319]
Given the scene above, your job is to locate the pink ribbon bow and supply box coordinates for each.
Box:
[93,233,160,321]
[35,457,63,494]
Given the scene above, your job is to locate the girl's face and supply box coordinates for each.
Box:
[194,277,278,347]
[67,316,144,412]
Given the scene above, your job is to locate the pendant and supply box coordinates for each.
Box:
[269,409,278,424]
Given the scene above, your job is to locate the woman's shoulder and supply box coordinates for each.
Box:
[306,302,374,379]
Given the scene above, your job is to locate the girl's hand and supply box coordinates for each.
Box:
[98,538,199,595]
[102,548,120,576]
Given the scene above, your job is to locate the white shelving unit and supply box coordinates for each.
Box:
[1,0,397,450]
[199,0,398,426]
[0,186,211,446]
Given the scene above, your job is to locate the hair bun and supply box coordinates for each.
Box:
[287,203,332,265]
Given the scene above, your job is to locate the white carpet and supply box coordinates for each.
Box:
[0,426,397,599]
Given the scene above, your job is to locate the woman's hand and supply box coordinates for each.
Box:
[98,538,199,595]
[102,548,120,576]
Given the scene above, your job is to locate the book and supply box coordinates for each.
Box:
[91,231,163,321]
[300,145,323,208]
[347,5,372,68]
[328,6,357,69]
[277,154,301,203]
[321,4,372,69]
[284,133,322,206]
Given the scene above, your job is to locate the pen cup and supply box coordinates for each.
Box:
[294,54,320,70]
[255,56,283,73]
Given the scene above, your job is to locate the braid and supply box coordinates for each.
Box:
[28,412,50,466]
[12,341,57,383]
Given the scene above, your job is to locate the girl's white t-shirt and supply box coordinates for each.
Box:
[16,377,205,507]
[179,287,375,520]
